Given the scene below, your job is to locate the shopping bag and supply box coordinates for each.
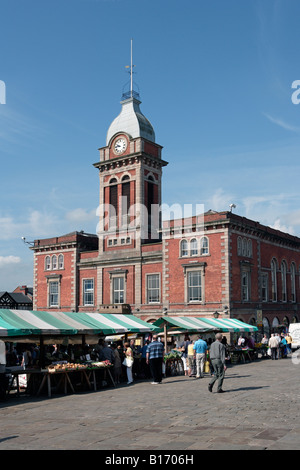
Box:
[267,348,271,356]
[204,361,210,373]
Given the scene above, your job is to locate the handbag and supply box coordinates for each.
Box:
[123,357,133,367]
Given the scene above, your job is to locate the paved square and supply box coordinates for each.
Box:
[1,355,300,451]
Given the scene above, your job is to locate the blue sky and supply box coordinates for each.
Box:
[1,0,300,291]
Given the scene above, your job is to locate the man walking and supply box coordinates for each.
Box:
[146,335,164,384]
[193,335,207,378]
[208,333,226,393]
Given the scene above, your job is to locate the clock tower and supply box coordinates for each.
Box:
[94,67,168,256]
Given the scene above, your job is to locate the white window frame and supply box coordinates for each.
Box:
[58,254,64,270]
[52,255,57,270]
[182,263,206,304]
[45,255,51,271]
[200,236,209,255]
[180,239,188,257]
[146,273,161,304]
[83,278,94,306]
[190,238,198,256]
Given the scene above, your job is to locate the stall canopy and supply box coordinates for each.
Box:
[153,316,258,333]
[0,309,158,338]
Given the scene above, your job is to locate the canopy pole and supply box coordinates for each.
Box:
[39,336,45,369]
[164,322,168,354]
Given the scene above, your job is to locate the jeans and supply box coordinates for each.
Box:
[195,353,206,377]
[209,359,225,391]
[126,366,133,383]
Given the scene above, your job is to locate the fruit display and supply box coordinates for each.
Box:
[47,360,112,373]
[47,362,87,373]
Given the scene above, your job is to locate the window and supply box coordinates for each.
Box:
[147,274,160,303]
[247,240,252,258]
[200,236,209,255]
[271,258,277,302]
[83,279,94,306]
[180,239,188,257]
[113,277,124,304]
[281,261,287,302]
[190,238,198,256]
[188,271,202,302]
[291,263,296,302]
[121,176,130,227]
[52,255,57,270]
[49,281,59,307]
[45,256,51,270]
[261,273,268,302]
[109,179,118,229]
[237,237,242,256]
[58,254,64,270]
[241,270,250,301]
[242,238,247,256]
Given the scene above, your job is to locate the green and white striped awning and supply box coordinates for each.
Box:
[153,316,219,332]
[153,316,258,333]
[0,310,158,338]
[196,317,258,333]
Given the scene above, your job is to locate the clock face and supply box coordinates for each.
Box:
[114,138,127,154]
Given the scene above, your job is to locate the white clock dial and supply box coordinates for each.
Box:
[114,138,127,154]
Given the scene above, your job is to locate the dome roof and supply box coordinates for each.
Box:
[106,96,155,146]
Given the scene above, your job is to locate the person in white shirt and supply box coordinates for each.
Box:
[268,334,279,360]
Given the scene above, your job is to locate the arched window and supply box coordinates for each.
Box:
[291,262,296,302]
[271,258,277,302]
[45,256,51,270]
[121,175,131,226]
[52,255,57,270]
[109,178,118,228]
[237,237,242,256]
[281,260,287,302]
[200,236,209,255]
[180,239,188,257]
[242,238,247,256]
[247,239,252,258]
[263,317,270,337]
[190,238,198,256]
[58,254,64,270]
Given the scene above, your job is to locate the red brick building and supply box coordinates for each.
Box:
[31,88,300,336]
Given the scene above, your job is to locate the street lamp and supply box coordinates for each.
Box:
[21,237,34,247]
[213,311,219,319]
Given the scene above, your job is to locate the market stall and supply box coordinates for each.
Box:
[0,309,158,398]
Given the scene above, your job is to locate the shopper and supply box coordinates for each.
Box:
[208,333,226,393]
[146,335,164,384]
[187,340,196,377]
[111,343,122,384]
[123,342,134,385]
[177,334,191,376]
[268,334,278,360]
[193,335,207,378]
[285,333,292,354]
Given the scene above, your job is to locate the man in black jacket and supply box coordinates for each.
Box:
[208,333,227,393]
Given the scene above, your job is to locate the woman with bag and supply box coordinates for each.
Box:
[123,342,134,385]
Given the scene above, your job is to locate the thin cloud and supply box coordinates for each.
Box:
[263,113,300,133]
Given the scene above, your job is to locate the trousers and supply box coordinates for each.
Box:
[209,358,225,391]
[149,357,163,383]
[195,353,206,377]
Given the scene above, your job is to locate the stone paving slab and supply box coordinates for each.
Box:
[1,355,300,452]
